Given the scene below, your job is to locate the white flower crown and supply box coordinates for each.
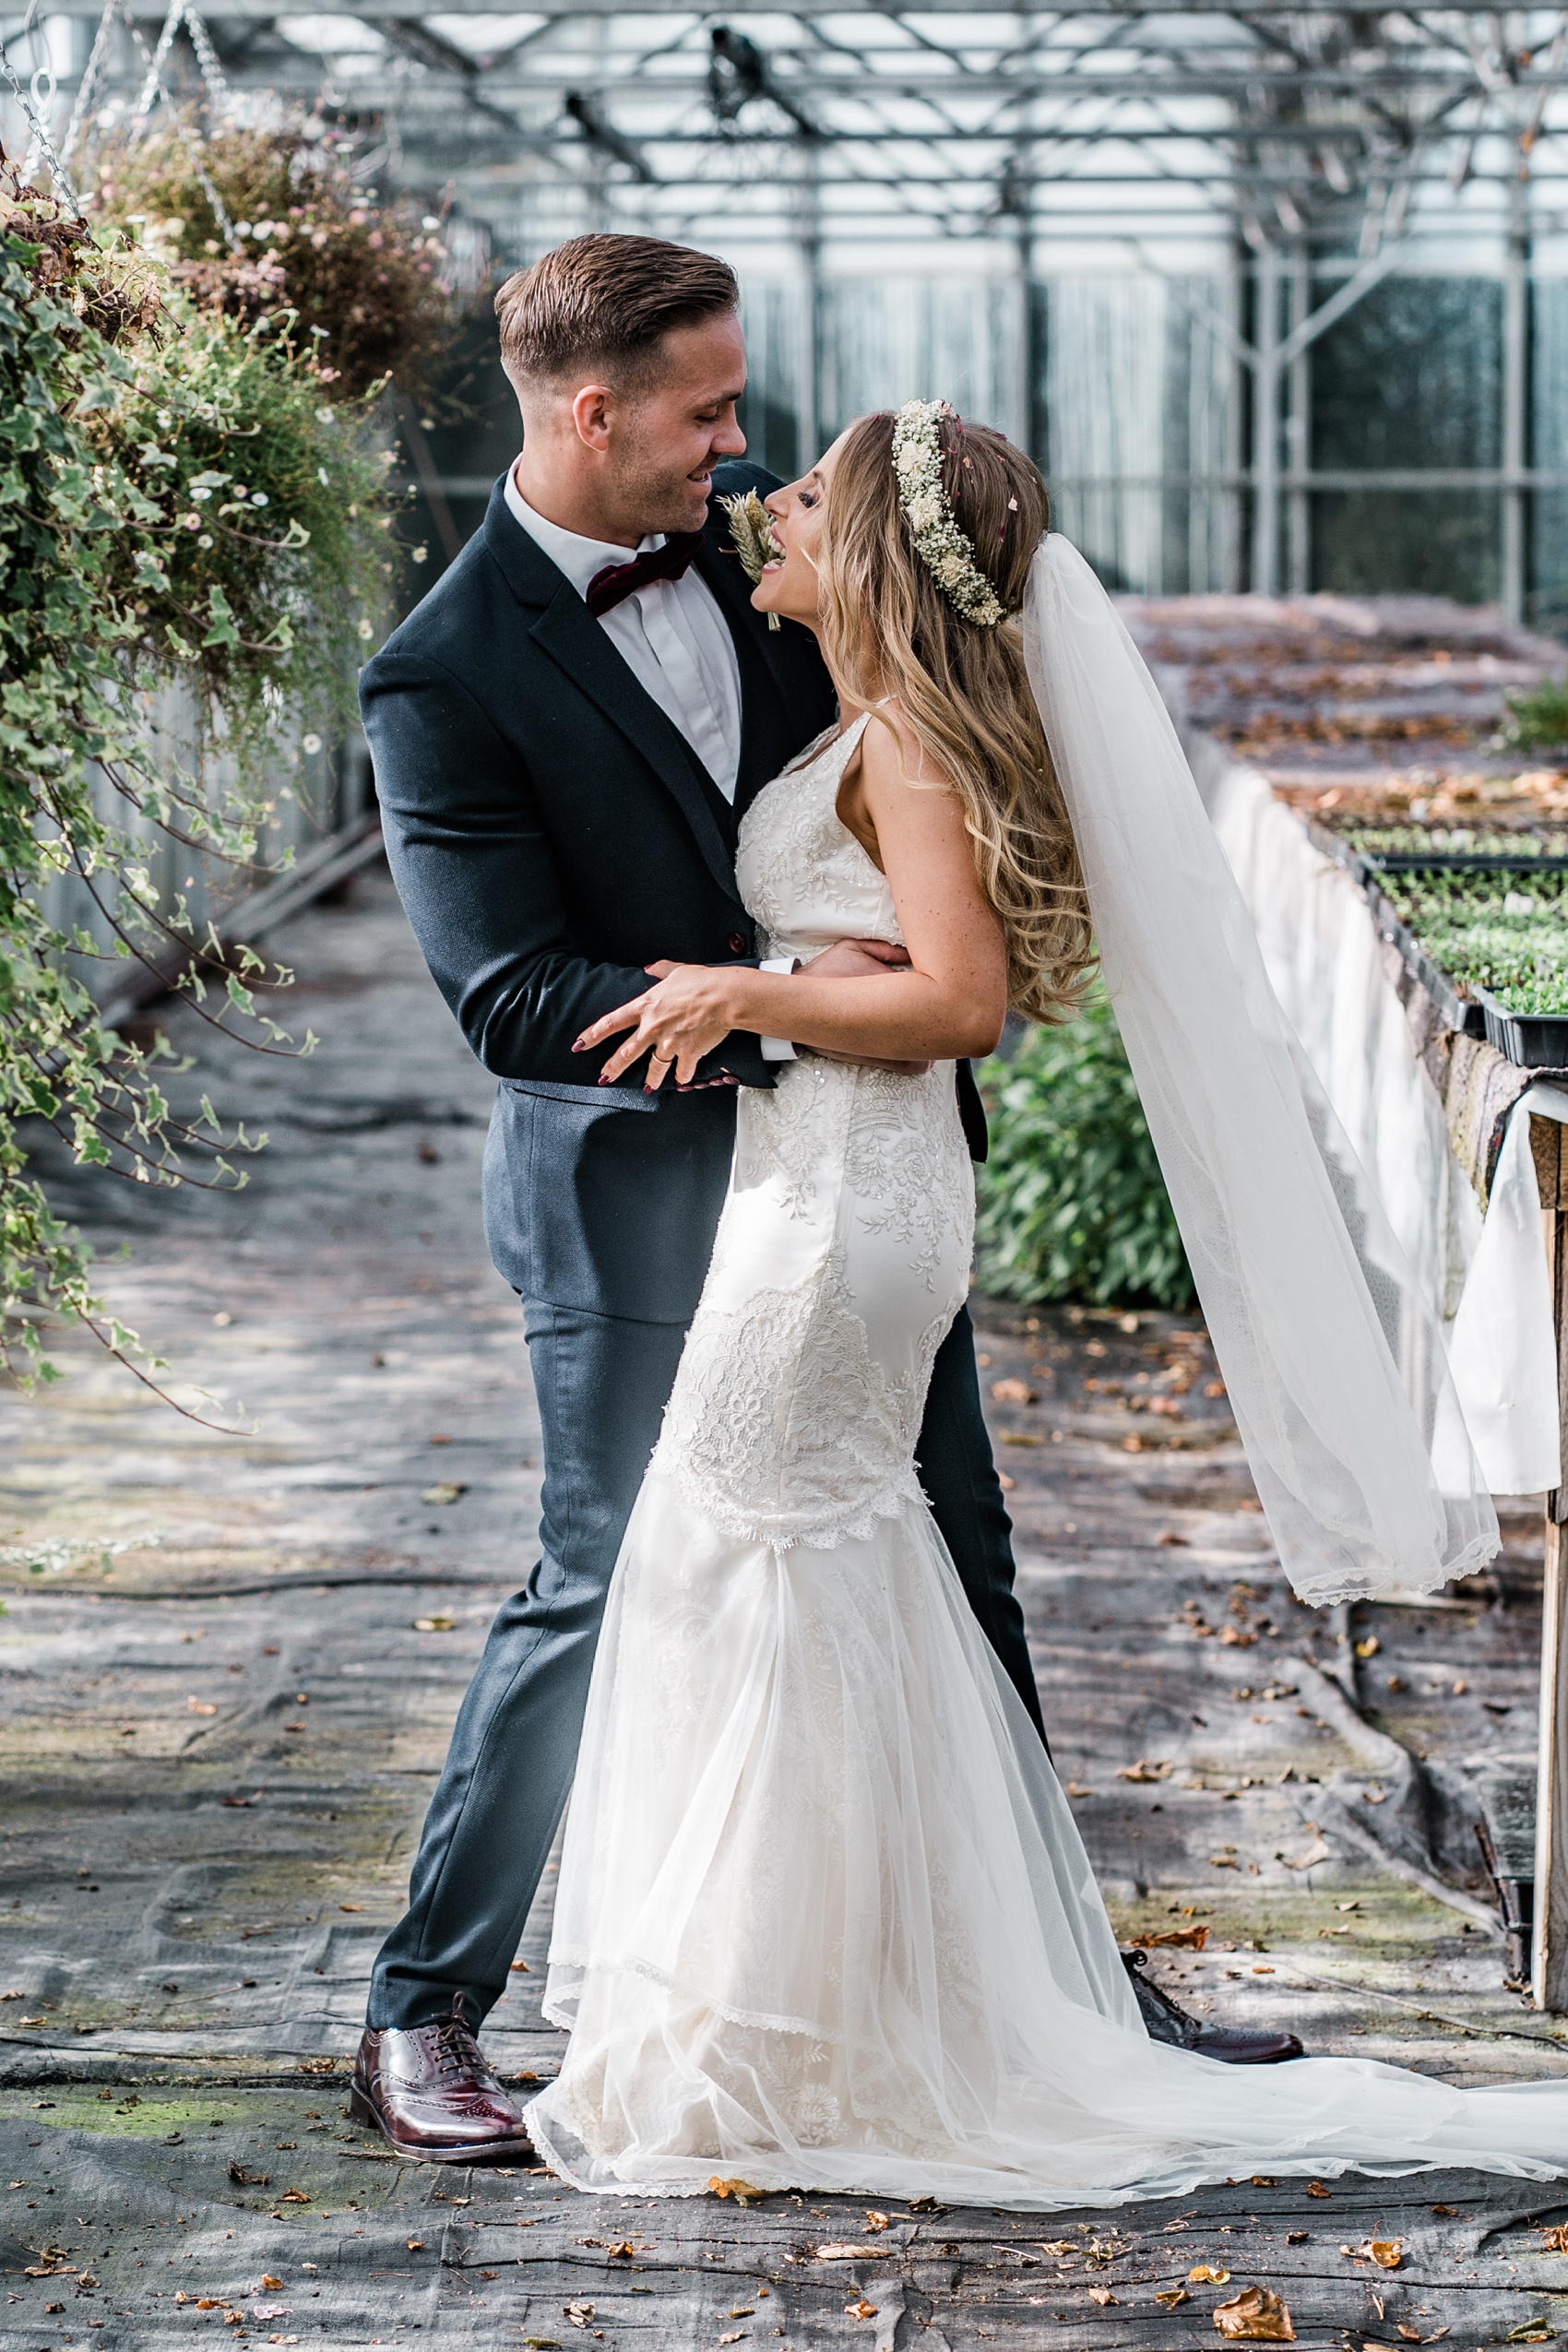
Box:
[890,398,1006,628]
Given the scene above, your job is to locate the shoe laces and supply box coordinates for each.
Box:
[427,2012,482,2083]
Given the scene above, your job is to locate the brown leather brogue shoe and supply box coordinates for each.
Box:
[350,1997,535,2163]
[1123,1950,1305,2065]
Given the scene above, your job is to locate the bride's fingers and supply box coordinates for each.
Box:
[598,1026,659,1085]
[573,993,654,1053]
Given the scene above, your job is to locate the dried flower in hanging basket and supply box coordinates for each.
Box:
[86,121,458,400]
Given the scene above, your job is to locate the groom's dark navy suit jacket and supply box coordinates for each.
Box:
[363,461,985,1325]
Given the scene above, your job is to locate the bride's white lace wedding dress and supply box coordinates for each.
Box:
[524,714,1568,2206]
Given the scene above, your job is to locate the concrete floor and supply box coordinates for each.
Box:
[2,867,1564,2349]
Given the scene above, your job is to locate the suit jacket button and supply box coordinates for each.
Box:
[727,931,746,955]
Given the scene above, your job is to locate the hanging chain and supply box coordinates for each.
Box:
[133,0,184,121]
[184,9,232,125]
[120,2,244,252]
[58,0,118,166]
[0,16,85,215]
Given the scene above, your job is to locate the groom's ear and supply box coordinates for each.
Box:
[570,383,617,454]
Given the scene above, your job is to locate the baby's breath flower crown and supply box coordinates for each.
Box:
[891,398,1005,628]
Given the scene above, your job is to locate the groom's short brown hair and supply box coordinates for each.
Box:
[495,235,739,389]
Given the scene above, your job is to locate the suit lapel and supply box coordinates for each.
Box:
[481,483,741,902]
[529,586,740,897]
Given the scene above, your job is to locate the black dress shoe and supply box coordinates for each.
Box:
[350,1996,536,2162]
[1123,1950,1305,2064]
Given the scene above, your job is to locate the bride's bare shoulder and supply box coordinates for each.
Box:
[851,698,959,797]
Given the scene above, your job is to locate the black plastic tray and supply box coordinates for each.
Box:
[1303,819,1562,1060]
[1478,993,1568,1071]
[1361,851,1568,874]
[1360,884,1488,1039]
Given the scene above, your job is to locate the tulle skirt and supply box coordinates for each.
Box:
[525,1472,1568,2206]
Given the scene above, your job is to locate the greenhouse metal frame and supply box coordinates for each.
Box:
[6,5,1568,609]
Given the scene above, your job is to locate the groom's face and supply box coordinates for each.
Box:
[600,311,748,539]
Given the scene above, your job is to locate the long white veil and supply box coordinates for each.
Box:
[1023,535,1497,1606]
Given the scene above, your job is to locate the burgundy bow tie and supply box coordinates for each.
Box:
[585,529,707,617]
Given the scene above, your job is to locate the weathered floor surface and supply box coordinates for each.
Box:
[2,870,1565,2349]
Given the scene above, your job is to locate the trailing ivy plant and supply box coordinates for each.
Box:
[976,991,1194,1311]
[0,168,395,1393]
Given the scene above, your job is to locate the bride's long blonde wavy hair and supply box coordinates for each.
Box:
[817,410,1093,1024]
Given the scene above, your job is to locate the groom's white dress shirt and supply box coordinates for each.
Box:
[505,468,742,802]
[505,464,794,1061]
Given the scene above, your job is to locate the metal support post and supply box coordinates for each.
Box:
[1288,244,1311,594]
[1502,182,1530,625]
[1533,1115,1568,2012]
[1252,241,1279,596]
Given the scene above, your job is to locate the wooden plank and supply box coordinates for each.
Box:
[1533,1116,1568,2009]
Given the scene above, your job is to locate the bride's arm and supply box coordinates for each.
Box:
[575,713,1008,1087]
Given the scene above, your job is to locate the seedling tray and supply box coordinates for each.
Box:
[1295,817,1568,1064]
[1478,993,1568,1071]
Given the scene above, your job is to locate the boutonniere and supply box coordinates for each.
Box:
[719,489,781,630]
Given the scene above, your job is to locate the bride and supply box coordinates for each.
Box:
[526,400,1566,2204]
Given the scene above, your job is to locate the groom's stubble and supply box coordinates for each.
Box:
[509,309,750,549]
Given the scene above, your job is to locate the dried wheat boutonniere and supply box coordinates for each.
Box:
[719,489,781,629]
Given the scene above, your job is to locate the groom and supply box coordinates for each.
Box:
[356,234,1301,2160]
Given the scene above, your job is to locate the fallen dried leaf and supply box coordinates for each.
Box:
[1088,2286,1117,2305]
[563,2305,595,2331]
[407,2239,424,2252]
[260,2276,282,2291]
[1116,1759,1173,1783]
[607,2241,635,2259]
[1306,2182,1332,2198]
[1354,1635,1381,1657]
[709,2177,764,2206]
[279,2188,311,2204]
[1066,1780,1095,1797]
[339,1903,362,1913]
[187,1698,218,1716]
[1158,1530,1189,1546]
[845,2299,878,2322]
[991,1377,1037,1403]
[719,2336,745,2346]
[1368,2239,1402,2268]
[1543,2226,1568,2252]
[228,2163,269,2187]
[1131,1924,1208,1950]
[1503,2325,1555,2344]
[1213,2284,1295,2340]
[1157,2287,1191,2308]
[815,2244,893,2261]
[1284,1836,1331,1871]
[862,2211,889,2232]
[413,1615,455,1633]
[1190,2264,1231,2285]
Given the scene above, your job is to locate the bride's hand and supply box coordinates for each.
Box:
[574,962,738,1089]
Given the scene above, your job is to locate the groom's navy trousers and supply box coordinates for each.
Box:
[362,463,1041,2035]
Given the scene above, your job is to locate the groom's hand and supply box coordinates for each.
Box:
[797,939,934,1076]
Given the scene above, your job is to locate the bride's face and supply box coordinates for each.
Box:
[755,434,848,628]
